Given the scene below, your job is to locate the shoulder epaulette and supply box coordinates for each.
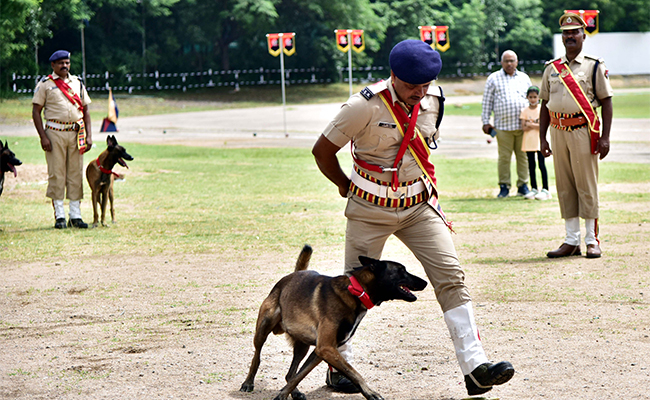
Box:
[40,76,50,82]
[545,57,561,66]
[426,85,442,97]
[584,54,604,63]
[360,80,387,100]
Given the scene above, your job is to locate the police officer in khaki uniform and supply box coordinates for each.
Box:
[540,12,614,258]
[312,40,514,397]
[32,50,93,229]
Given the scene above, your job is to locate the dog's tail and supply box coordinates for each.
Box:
[295,244,313,272]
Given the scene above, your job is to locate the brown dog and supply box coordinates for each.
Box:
[85,135,133,228]
[240,245,428,400]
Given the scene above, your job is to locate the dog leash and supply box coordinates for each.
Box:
[348,276,374,309]
[96,158,120,177]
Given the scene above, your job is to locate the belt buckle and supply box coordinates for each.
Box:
[558,117,566,127]
[387,186,407,200]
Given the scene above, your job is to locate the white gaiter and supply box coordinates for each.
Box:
[69,200,82,219]
[585,218,599,245]
[564,217,580,246]
[52,199,65,220]
[444,301,489,375]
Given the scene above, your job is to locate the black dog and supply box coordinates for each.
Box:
[85,135,133,227]
[0,140,22,198]
[240,245,428,400]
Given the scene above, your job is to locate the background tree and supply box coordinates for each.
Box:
[1,0,41,91]
[2,0,648,95]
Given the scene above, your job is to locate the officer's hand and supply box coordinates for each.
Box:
[482,124,493,135]
[540,138,552,158]
[41,136,52,152]
[84,137,93,153]
[598,137,610,160]
[338,179,351,198]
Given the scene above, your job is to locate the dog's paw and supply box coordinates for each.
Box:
[291,390,306,400]
[239,382,254,392]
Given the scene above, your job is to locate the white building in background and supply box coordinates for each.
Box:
[553,32,650,75]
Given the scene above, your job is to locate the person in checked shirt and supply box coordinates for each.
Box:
[481,50,532,198]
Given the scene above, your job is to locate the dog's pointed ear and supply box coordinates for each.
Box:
[358,255,387,273]
[1,140,5,150]
[107,135,116,148]
[358,255,377,266]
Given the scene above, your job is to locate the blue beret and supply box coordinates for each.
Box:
[49,50,70,62]
[389,40,442,84]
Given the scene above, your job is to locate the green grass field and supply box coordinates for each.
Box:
[1,137,648,263]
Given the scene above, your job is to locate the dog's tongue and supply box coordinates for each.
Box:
[118,158,129,169]
[401,285,412,294]
[9,164,17,177]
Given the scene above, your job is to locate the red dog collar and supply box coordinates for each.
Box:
[348,276,374,309]
[96,158,119,177]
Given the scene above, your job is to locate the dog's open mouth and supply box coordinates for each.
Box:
[117,158,129,169]
[8,163,17,177]
[399,285,418,301]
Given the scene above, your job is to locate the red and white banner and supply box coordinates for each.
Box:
[267,33,281,57]
[335,29,350,53]
[282,32,296,56]
[266,32,296,57]
[419,26,435,49]
[434,26,450,52]
[351,30,365,53]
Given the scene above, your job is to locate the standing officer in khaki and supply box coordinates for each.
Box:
[312,40,514,397]
[32,50,93,229]
[540,12,613,258]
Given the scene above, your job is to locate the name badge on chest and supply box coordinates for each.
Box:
[378,121,397,129]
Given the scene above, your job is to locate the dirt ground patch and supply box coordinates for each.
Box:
[1,182,648,400]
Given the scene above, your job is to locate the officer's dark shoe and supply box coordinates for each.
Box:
[325,368,361,393]
[54,218,67,229]
[68,218,88,229]
[517,184,531,197]
[465,361,515,396]
[497,184,509,198]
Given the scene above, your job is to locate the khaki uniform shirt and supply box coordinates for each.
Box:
[323,78,441,183]
[540,51,613,112]
[32,72,91,122]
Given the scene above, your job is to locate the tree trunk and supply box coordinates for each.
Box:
[219,41,230,71]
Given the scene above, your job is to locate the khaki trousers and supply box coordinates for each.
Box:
[344,195,471,313]
[496,129,529,189]
[549,126,599,219]
[45,128,84,201]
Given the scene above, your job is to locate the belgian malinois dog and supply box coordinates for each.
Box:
[85,135,133,228]
[240,245,428,400]
[0,140,22,198]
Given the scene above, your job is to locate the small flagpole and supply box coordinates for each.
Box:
[347,30,353,96]
[279,33,287,137]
